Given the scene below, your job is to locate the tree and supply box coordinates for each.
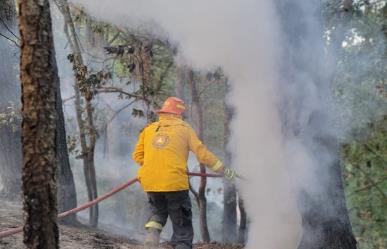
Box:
[175,65,186,100]
[275,1,357,248]
[342,118,387,248]
[187,69,211,242]
[0,0,77,217]
[237,196,247,244]
[18,0,59,247]
[222,96,237,243]
[333,1,387,247]
[0,0,22,200]
[54,0,99,227]
[53,42,78,225]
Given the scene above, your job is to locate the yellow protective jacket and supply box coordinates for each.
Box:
[132,114,223,192]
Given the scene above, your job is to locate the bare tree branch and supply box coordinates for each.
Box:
[105,100,136,127]
[63,95,75,103]
[0,32,19,47]
[0,17,20,40]
[96,86,144,100]
[107,31,121,45]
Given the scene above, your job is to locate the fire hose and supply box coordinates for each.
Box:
[0,172,223,239]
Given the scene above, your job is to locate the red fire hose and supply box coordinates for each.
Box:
[0,172,222,239]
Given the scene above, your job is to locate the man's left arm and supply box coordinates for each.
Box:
[187,126,237,180]
[187,126,223,172]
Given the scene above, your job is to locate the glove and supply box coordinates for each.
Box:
[223,167,236,180]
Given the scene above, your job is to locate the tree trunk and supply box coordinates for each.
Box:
[237,196,247,244]
[223,181,237,242]
[85,96,98,227]
[383,4,387,53]
[298,162,357,249]
[188,69,210,243]
[55,0,99,227]
[18,0,59,247]
[222,97,237,243]
[0,0,22,200]
[175,65,186,99]
[52,42,78,224]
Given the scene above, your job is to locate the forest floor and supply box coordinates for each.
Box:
[0,201,244,249]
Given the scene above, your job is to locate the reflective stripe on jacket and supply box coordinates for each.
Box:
[132,114,223,192]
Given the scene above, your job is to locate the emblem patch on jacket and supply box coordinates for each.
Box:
[152,134,170,148]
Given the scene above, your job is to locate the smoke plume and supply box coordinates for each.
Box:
[66,0,361,248]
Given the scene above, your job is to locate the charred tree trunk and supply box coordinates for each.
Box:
[222,98,237,243]
[298,158,357,249]
[383,4,387,56]
[175,65,186,100]
[223,179,237,242]
[55,0,99,227]
[52,43,78,224]
[0,0,22,200]
[18,0,59,247]
[188,69,210,243]
[237,196,247,244]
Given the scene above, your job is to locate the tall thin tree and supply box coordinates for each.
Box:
[275,1,357,248]
[18,0,59,247]
[54,0,99,227]
[188,69,211,242]
[222,98,237,243]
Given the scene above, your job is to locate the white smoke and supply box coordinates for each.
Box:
[65,0,335,248]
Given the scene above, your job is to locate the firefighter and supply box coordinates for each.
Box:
[132,96,236,249]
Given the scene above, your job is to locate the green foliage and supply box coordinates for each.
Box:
[67,53,112,101]
[326,1,387,248]
[327,0,387,132]
[342,117,387,249]
[70,9,177,121]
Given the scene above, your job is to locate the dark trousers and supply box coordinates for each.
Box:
[147,190,193,249]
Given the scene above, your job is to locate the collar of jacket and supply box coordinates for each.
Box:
[157,113,186,127]
[158,113,182,121]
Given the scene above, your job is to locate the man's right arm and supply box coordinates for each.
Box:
[132,129,145,166]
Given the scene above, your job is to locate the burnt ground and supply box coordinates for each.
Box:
[0,201,244,249]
